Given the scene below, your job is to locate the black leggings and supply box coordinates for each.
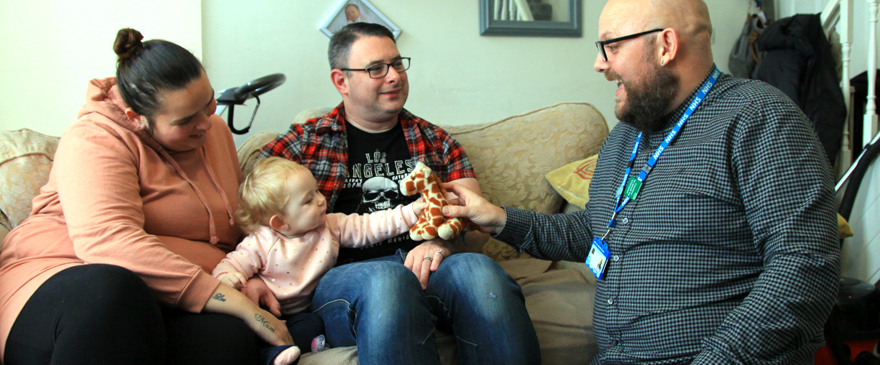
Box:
[5,264,259,365]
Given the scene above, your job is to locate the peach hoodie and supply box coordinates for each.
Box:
[0,77,243,359]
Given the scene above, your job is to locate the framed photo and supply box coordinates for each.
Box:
[479,0,582,37]
[320,0,402,39]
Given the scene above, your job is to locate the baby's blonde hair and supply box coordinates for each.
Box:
[236,157,309,234]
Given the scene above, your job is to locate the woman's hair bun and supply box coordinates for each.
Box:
[113,28,144,62]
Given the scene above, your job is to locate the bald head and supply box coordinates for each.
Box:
[650,0,712,51]
[651,0,711,35]
[600,0,713,66]
[595,0,716,120]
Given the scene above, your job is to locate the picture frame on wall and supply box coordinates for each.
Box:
[479,0,582,37]
[320,0,402,39]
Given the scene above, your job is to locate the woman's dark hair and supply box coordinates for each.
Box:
[113,28,204,119]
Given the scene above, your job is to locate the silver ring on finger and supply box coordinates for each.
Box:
[435,250,445,259]
[423,256,433,262]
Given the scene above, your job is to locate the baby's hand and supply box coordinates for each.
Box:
[219,272,248,290]
[412,196,426,216]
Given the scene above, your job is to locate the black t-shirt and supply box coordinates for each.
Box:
[334,120,419,264]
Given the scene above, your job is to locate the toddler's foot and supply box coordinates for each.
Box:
[273,345,301,365]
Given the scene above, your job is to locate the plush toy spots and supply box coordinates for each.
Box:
[400,162,477,241]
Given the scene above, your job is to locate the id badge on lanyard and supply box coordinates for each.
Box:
[587,237,611,279]
[586,66,720,280]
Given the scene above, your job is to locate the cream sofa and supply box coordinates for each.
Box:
[0,102,609,364]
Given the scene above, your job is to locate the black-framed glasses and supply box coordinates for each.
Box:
[595,29,664,62]
[340,57,411,79]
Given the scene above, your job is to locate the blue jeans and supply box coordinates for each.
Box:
[309,250,540,365]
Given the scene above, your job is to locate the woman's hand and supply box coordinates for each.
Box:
[203,283,293,346]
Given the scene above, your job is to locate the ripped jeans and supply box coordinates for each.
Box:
[309,250,540,365]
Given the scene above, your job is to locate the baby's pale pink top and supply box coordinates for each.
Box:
[213,204,418,315]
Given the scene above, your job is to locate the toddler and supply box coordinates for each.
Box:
[213,157,424,365]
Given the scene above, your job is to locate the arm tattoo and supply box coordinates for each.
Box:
[212,293,227,302]
[254,313,276,333]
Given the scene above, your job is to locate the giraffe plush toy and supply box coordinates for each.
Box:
[400,162,478,241]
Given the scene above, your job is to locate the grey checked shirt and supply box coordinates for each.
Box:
[496,72,841,364]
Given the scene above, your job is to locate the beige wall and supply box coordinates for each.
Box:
[202,0,748,146]
[0,0,201,136]
[2,1,747,143]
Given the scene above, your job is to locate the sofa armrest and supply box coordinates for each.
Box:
[0,129,60,230]
[0,223,8,249]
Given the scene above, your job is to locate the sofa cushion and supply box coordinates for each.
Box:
[443,103,607,260]
[0,225,8,249]
[237,108,335,179]
[0,129,59,231]
[545,154,599,210]
[838,213,853,239]
[237,131,283,178]
[443,103,606,212]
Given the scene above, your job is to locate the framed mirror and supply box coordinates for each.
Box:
[479,0,581,37]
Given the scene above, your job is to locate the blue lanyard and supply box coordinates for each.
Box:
[603,66,720,237]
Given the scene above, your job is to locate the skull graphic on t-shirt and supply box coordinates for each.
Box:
[360,176,399,213]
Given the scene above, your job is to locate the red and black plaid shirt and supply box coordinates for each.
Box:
[259,103,475,211]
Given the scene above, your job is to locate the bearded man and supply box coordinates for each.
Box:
[441,0,841,363]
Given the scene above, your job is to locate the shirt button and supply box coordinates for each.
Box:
[612,340,620,346]
[613,255,620,262]
[607,298,614,305]
[621,217,629,224]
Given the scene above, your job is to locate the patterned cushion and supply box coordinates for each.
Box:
[545,154,600,210]
[0,129,59,231]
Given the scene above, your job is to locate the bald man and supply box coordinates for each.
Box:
[443,0,840,363]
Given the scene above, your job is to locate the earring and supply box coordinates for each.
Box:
[661,60,665,66]
[140,118,153,135]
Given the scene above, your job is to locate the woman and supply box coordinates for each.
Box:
[0,28,291,364]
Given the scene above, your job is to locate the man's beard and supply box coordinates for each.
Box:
[610,59,679,133]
